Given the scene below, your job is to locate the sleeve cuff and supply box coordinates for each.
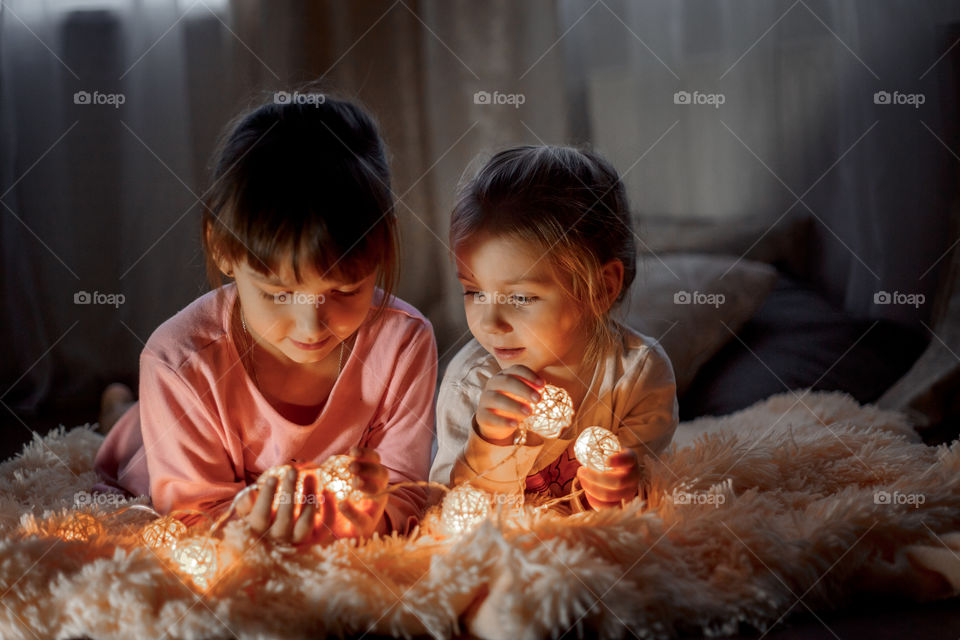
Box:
[450,420,544,494]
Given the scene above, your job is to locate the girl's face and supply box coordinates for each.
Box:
[455,232,591,374]
[230,257,377,366]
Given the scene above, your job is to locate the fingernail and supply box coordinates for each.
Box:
[534,376,544,386]
[530,392,541,402]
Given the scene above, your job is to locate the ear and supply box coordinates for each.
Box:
[204,224,235,278]
[599,259,624,312]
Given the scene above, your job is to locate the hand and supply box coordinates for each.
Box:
[475,365,545,444]
[577,449,642,510]
[235,467,335,546]
[329,447,390,539]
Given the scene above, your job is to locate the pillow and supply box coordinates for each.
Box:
[637,211,812,280]
[618,253,778,396]
[681,274,929,421]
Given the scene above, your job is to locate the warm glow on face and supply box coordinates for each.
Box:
[455,233,591,373]
[232,258,377,366]
[574,426,622,472]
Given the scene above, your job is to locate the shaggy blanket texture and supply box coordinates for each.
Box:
[0,390,958,640]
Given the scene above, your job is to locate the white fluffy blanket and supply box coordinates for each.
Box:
[1,390,958,640]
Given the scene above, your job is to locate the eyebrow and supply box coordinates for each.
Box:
[252,273,290,287]
[456,272,549,286]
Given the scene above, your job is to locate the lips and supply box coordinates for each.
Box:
[493,346,525,360]
[290,335,332,351]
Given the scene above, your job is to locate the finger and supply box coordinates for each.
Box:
[476,407,522,431]
[291,501,317,545]
[314,490,338,542]
[607,450,639,469]
[487,375,543,405]
[234,485,257,517]
[500,365,545,389]
[247,476,278,532]
[581,476,638,503]
[350,461,389,494]
[348,447,380,465]
[585,492,622,510]
[339,499,371,536]
[481,390,535,421]
[580,464,639,490]
[267,468,297,542]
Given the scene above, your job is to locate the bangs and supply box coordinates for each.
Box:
[202,94,399,306]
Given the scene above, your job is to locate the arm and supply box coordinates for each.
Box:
[138,353,243,520]
[360,323,438,534]
[432,357,544,495]
[578,343,679,509]
[616,344,680,461]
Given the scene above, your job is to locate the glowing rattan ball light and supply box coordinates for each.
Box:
[318,454,366,503]
[574,426,622,472]
[140,515,188,551]
[256,455,366,520]
[518,384,574,443]
[173,536,220,591]
[440,483,491,537]
[57,512,104,542]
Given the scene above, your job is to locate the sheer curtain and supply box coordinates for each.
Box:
[559,0,960,324]
[0,0,567,418]
[3,0,960,423]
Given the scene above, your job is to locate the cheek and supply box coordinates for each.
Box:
[327,294,376,334]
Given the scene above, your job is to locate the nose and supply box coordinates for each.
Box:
[477,300,511,336]
[293,300,329,340]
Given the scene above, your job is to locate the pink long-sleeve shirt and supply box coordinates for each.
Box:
[93,283,437,532]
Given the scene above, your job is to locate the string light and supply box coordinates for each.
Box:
[318,455,366,503]
[574,426,622,472]
[517,384,574,443]
[256,455,366,520]
[440,483,491,537]
[172,536,220,591]
[140,516,188,552]
[57,512,104,542]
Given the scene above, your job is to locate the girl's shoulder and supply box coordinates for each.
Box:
[359,292,436,363]
[612,322,677,384]
[142,285,236,373]
[368,291,434,335]
[440,339,498,393]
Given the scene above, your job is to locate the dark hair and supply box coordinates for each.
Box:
[201,90,398,311]
[450,145,637,362]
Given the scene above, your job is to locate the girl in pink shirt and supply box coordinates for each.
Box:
[94,94,437,544]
